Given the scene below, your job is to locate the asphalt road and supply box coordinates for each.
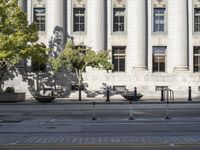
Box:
[1,144,200,150]
[0,103,200,149]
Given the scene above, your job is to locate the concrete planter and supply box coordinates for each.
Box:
[34,96,56,103]
[0,93,25,102]
[121,93,143,101]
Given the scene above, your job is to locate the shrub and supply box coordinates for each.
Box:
[4,87,15,93]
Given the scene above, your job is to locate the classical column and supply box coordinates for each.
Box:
[92,0,106,51]
[127,0,147,71]
[47,0,65,50]
[169,0,188,71]
[18,0,26,12]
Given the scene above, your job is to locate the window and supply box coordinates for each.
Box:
[153,46,166,72]
[194,8,200,32]
[73,8,85,32]
[33,8,46,31]
[113,8,125,32]
[31,61,46,72]
[153,8,165,32]
[194,47,200,72]
[112,47,126,72]
[155,86,168,91]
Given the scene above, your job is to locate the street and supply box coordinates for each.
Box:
[0,103,200,149]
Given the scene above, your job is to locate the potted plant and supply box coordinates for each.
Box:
[121,92,143,101]
[0,87,25,102]
[33,88,56,103]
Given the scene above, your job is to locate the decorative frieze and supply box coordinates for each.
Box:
[113,0,126,8]
[73,0,86,8]
[194,0,200,8]
[33,0,46,7]
[152,0,167,8]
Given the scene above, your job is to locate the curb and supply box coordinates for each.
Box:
[0,100,200,105]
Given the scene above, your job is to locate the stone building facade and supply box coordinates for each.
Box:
[6,0,200,99]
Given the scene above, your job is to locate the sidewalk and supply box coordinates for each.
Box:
[1,94,200,105]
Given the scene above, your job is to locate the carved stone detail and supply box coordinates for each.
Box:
[33,0,46,7]
[73,0,86,8]
[152,0,167,8]
[112,0,126,8]
[194,0,200,8]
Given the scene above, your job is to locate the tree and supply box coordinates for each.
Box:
[50,41,113,101]
[0,0,48,88]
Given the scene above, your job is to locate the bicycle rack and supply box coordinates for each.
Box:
[161,87,174,102]
[164,88,174,102]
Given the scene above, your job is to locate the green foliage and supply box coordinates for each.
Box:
[0,0,48,80]
[50,41,113,84]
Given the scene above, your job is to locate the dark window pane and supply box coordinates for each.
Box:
[113,59,118,71]
[73,8,85,32]
[80,24,84,31]
[153,56,159,72]
[120,16,124,22]
[80,16,84,23]
[159,25,164,31]
[194,8,200,32]
[153,46,166,72]
[153,8,165,32]
[119,59,125,71]
[120,24,124,31]
[32,61,46,72]
[113,8,125,32]
[33,8,46,31]
[194,47,200,72]
[112,47,126,72]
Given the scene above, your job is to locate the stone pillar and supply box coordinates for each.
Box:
[47,0,65,50]
[169,0,188,71]
[127,0,147,71]
[18,0,26,12]
[92,0,106,51]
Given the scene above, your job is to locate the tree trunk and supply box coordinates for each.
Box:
[0,70,6,93]
[75,69,83,101]
[0,70,6,82]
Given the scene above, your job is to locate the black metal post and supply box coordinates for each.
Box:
[188,86,192,101]
[106,86,110,102]
[91,102,97,120]
[51,89,54,96]
[79,85,81,101]
[160,87,165,101]
[134,87,137,101]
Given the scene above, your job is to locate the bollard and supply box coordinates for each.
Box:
[165,90,171,120]
[160,87,165,101]
[106,86,110,102]
[188,86,192,101]
[91,102,97,120]
[128,101,134,120]
[134,87,137,101]
[79,86,82,101]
